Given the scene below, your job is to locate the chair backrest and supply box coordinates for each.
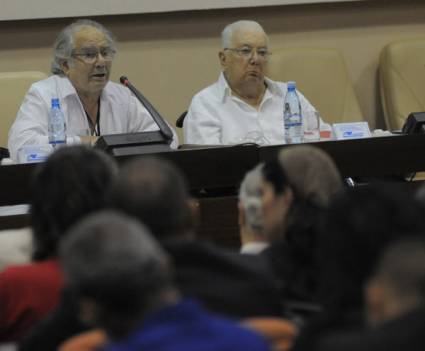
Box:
[379,38,425,131]
[0,71,48,148]
[267,48,363,124]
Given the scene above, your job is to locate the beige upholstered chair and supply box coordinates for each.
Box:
[267,48,363,124]
[380,38,425,131]
[0,71,48,149]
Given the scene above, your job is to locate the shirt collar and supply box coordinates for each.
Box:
[240,241,269,254]
[59,75,79,98]
[59,75,112,101]
[264,76,283,97]
[218,72,231,102]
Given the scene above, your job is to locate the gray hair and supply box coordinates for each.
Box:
[278,145,343,207]
[221,20,268,49]
[60,210,172,315]
[51,19,116,75]
[239,164,264,235]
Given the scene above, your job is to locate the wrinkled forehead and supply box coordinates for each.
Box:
[73,26,110,50]
[230,28,268,48]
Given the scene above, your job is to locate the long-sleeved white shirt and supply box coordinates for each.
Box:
[184,73,325,145]
[8,75,178,161]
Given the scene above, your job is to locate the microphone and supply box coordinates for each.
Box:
[120,76,173,141]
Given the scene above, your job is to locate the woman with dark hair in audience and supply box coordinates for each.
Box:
[260,145,343,318]
[292,184,425,351]
[0,146,117,342]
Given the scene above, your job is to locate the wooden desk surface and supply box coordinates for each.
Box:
[3,134,425,205]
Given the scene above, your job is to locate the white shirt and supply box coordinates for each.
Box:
[8,75,178,161]
[240,241,270,255]
[184,73,324,145]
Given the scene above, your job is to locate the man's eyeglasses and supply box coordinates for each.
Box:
[224,46,270,61]
[72,47,116,64]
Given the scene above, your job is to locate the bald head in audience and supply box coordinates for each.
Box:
[108,157,195,240]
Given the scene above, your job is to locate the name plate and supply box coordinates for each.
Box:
[333,122,371,140]
[17,145,53,164]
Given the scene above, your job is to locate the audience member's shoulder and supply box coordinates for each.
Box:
[0,260,60,284]
[162,239,238,267]
[163,239,271,274]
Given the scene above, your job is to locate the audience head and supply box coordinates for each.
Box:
[30,145,117,260]
[238,164,267,245]
[366,236,425,326]
[278,145,343,208]
[51,19,116,97]
[259,146,342,242]
[108,157,194,240]
[219,20,269,97]
[318,184,425,312]
[60,210,176,340]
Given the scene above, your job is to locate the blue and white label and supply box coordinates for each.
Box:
[333,122,371,140]
[17,145,53,164]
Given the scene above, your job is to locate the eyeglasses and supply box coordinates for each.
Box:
[224,46,270,61]
[72,47,116,64]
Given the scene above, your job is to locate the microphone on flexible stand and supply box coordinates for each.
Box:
[120,76,173,141]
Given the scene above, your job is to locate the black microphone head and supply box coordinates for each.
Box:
[120,76,129,86]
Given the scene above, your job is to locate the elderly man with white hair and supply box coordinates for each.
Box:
[8,19,178,161]
[184,20,324,145]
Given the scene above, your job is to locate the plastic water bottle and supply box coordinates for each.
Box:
[48,98,66,146]
[283,81,303,144]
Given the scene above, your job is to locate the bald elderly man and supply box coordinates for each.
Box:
[184,20,326,145]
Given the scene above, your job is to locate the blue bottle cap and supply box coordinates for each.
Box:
[287,81,296,90]
[51,98,60,108]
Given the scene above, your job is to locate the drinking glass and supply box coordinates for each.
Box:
[68,128,92,144]
[303,110,320,142]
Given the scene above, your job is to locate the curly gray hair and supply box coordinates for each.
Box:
[51,19,116,75]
